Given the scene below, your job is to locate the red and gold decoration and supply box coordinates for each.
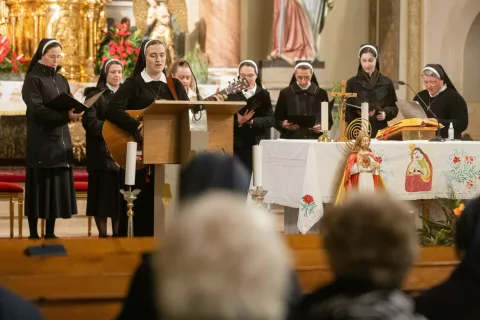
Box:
[0,34,25,74]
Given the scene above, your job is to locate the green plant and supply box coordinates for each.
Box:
[183,45,208,83]
[417,198,464,246]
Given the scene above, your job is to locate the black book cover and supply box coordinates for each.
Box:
[46,92,90,114]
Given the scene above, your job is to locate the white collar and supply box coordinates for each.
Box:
[243,84,257,99]
[429,84,447,97]
[141,69,167,83]
[297,82,311,90]
[106,83,119,93]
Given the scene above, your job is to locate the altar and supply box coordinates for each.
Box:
[259,139,480,234]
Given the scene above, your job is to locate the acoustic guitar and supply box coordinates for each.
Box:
[103,77,249,169]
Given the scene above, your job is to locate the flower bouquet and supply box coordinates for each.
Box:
[0,35,26,78]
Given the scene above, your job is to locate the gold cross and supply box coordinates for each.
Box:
[330,80,357,141]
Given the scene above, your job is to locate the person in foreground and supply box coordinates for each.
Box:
[0,286,43,319]
[22,38,80,239]
[295,192,425,320]
[414,64,468,139]
[83,59,124,237]
[414,196,480,320]
[155,191,291,320]
[105,39,188,236]
[274,62,331,139]
[345,44,398,138]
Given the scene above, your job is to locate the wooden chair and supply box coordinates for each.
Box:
[0,182,24,238]
[40,181,92,238]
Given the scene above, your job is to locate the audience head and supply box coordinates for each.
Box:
[168,59,194,93]
[456,196,480,261]
[156,191,290,320]
[358,44,379,73]
[179,152,250,202]
[321,192,418,288]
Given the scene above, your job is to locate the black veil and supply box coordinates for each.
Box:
[357,44,380,73]
[238,60,262,88]
[423,64,457,92]
[133,39,167,77]
[289,62,319,86]
[26,38,62,75]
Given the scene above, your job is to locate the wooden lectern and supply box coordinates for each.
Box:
[376,118,442,140]
[141,100,245,236]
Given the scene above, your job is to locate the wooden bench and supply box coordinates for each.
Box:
[0,235,458,320]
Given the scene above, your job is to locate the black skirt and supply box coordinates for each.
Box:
[25,167,78,219]
[86,170,123,218]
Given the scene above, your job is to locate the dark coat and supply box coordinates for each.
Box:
[345,74,398,138]
[82,86,119,172]
[274,82,331,139]
[228,86,275,149]
[0,287,44,319]
[22,63,73,168]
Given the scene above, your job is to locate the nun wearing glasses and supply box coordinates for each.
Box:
[345,44,398,138]
[274,61,331,140]
[22,38,81,239]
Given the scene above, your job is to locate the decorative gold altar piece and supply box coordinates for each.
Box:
[330,80,357,142]
[120,187,141,238]
[5,0,110,82]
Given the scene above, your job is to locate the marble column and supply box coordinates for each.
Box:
[407,0,422,100]
[199,0,241,68]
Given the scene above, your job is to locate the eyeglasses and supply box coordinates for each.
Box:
[296,76,311,81]
[240,74,256,79]
[47,55,62,60]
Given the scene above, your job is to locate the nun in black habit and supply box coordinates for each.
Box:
[414,64,468,139]
[227,59,275,174]
[21,38,80,239]
[345,44,398,138]
[83,59,124,237]
[274,62,331,139]
[415,196,480,319]
[105,39,188,237]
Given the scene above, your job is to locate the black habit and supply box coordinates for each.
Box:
[227,86,275,173]
[105,75,188,236]
[414,88,468,139]
[22,46,77,226]
[83,85,122,221]
[274,82,331,139]
[345,71,398,138]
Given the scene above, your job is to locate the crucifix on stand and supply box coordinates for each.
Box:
[330,80,357,142]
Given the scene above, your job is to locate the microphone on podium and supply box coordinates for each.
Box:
[185,60,204,114]
[397,80,445,142]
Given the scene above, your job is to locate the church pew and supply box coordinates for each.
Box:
[0,236,459,320]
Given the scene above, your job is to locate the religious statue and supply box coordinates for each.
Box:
[0,0,9,36]
[335,130,384,204]
[270,0,334,65]
[146,0,175,68]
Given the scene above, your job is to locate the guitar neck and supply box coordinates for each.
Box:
[203,88,229,101]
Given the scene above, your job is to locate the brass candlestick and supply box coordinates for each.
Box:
[249,186,268,205]
[120,187,141,238]
[318,130,332,142]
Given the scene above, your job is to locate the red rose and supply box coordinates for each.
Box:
[302,194,314,204]
[121,59,127,66]
[101,56,108,65]
[126,47,135,54]
[113,55,120,60]
[135,48,140,55]
[108,41,115,47]
[116,46,125,54]
[108,47,116,55]
[121,52,128,58]
[125,41,132,47]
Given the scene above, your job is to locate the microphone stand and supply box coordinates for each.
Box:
[188,61,204,115]
[398,81,445,142]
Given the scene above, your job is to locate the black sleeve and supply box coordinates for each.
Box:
[328,99,334,130]
[22,76,69,127]
[345,78,359,124]
[172,78,189,101]
[438,92,469,133]
[252,90,275,129]
[383,81,399,121]
[105,77,141,135]
[274,89,287,133]
[82,96,105,139]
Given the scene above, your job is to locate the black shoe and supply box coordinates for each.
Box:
[28,235,40,240]
[44,234,59,239]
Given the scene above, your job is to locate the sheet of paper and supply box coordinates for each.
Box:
[396,100,428,119]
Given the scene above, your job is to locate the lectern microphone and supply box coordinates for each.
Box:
[397,80,445,142]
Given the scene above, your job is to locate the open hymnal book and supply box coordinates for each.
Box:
[396,100,428,119]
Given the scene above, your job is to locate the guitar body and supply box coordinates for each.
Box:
[102,109,147,170]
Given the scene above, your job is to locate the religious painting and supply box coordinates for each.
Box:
[405,145,433,192]
[369,0,400,88]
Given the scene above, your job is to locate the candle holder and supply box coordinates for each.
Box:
[318,131,332,142]
[120,187,141,238]
[249,186,268,205]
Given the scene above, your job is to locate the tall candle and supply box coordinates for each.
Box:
[252,145,263,187]
[321,101,329,132]
[125,141,137,186]
[361,102,369,121]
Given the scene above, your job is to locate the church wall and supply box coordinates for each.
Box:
[463,14,480,102]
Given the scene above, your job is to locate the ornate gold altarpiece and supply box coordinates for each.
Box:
[5,0,109,82]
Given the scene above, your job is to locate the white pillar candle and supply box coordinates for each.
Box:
[321,101,329,132]
[125,141,137,186]
[252,145,263,187]
[361,102,369,121]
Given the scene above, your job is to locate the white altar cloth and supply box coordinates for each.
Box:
[259,140,480,234]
